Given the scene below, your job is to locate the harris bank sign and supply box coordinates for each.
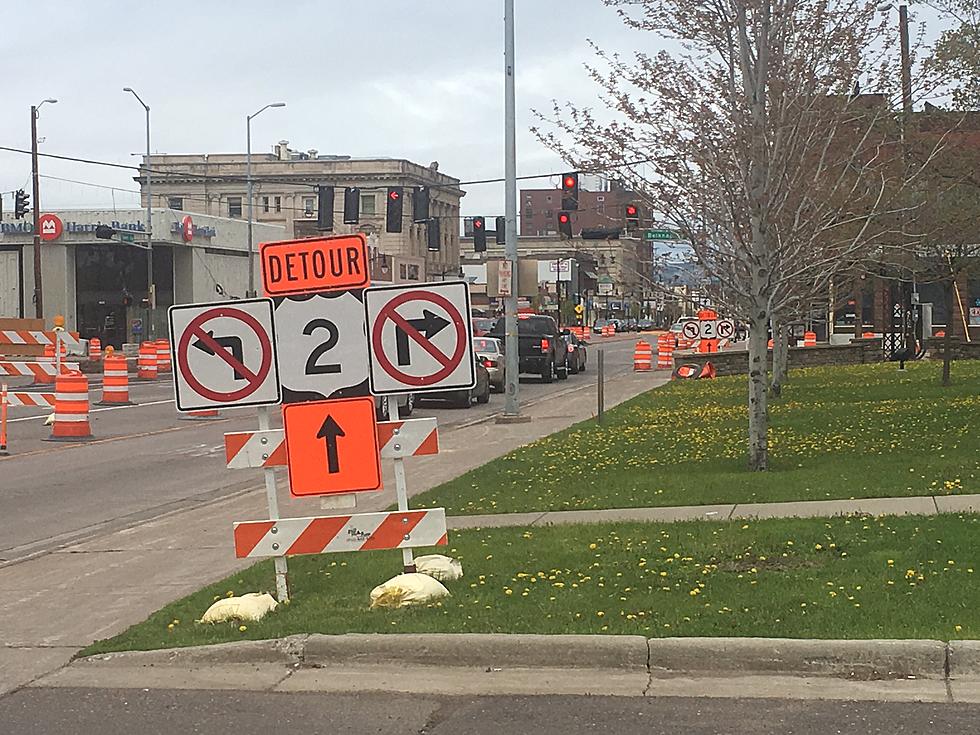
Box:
[1,214,216,241]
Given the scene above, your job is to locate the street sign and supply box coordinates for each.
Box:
[260,233,370,297]
[273,290,370,404]
[574,303,585,316]
[644,229,677,241]
[716,318,735,339]
[282,396,382,497]
[681,321,700,340]
[169,298,281,412]
[699,320,718,339]
[364,281,476,396]
[120,232,135,243]
[498,260,513,297]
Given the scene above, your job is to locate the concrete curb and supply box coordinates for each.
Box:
[74,635,972,681]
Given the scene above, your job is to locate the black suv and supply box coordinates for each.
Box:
[490,315,568,382]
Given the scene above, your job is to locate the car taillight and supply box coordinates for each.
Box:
[483,359,496,368]
[540,338,550,351]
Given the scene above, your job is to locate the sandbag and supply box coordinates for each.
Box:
[369,572,450,609]
[200,592,278,624]
[414,554,463,582]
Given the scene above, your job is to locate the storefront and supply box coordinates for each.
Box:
[0,209,283,347]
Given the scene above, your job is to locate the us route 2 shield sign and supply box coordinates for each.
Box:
[273,290,370,404]
[169,298,282,412]
[364,281,476,396]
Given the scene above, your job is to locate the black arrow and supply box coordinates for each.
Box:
[396,309,450,366]
[192,331,246,380]
[316,415,346,474]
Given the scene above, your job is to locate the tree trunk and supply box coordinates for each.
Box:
[770,319,789,397]
[747,312,770,471]
[942,279,953,387]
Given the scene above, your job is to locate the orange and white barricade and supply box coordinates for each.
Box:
[48,372,92,440]
[99,354,132,405]
[633,340,653,371]
[32,344,58,386]
[804,331,817,347]
[154,339,172,373]
[137,341,158,380]
[657,334,674,369]
[88,337,102,362]
[602,325,614,338]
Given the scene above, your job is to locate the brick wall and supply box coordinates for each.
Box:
[928,337,980,361]
[671,338,885,377]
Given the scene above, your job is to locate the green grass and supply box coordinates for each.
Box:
[83,513,979,655]
[411,361,980,515]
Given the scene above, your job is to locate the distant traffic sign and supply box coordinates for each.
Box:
[282,396,382,497]
[260,234,370,297]
[644,229,677,241]
[574,303,585,316]
[681,321,700,340]
[169,299,281,412]
[273,290,370,404]
[716,319,735,339]
[699,320,718,339]
[364,281,476,396]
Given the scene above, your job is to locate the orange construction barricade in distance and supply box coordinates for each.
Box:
[88,337,102,362]
[137,341,158,380]
[633,340,653,371]
[99,354,131,405]
[155,339,172,372]
[49,372,92,440]
[804,331,817,347]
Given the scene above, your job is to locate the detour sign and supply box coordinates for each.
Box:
[260,234,370,297]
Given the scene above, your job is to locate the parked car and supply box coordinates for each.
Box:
[489,314,568,382]
[374,392,414,420]
[561,330,588,374]
[420,356,491,408]
[592,318,613,335]
[473,336,506,392]
[471,317,496,337]
[637,318,655,331]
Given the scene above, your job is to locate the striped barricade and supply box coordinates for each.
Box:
[0,330,82,354]
[224,429,287,469]
[0,361,79,380]
[377,418,439,459]
[3,391,56,407]
[233,509,449,559]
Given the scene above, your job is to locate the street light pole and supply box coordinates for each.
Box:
[246,102,286,298]
[123,88,152,337]
[30,99,57,320]
[501,0,523,420]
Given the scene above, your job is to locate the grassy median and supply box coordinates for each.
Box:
[83,512,979,655]
[411,360,980,514]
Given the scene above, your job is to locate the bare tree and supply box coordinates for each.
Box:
[534,0,927,470]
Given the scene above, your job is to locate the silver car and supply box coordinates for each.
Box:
[473,336,506,392]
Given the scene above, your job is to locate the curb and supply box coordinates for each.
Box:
[77,634,977,681]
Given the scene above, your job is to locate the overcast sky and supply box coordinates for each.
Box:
[0,1,949,226]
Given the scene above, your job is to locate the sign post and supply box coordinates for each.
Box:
[257,405,289,602]
[386,397,417,573]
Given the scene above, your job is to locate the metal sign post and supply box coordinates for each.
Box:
[257,405,289,602]
[386,396,416,574]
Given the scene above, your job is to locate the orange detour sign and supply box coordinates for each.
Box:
[282,396,382,497]
[260,234,370,297]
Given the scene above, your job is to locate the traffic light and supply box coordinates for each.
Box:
[472,216,486,252]
[413,186,430,223]
[625,203,640,230]
[95,224,115,239]
[561,172,579,210]
[426,217,441,251]
[14,189,29,219]
[343,187,360,224]
[557,210,573,239]
[317,185,334,231]
[495,216,506,244]
[386,186,404,233]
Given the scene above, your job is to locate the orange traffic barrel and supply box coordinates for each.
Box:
[89,337,102,362]
[137,341,158,380]
[49,372,92,440]
[154,339,172,373]
[804,331,817,347]
[99,354,132,405]
[633,340,653,371]
[602,325,614,338]
[657,334,674,370]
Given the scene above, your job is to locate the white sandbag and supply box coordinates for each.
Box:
[200,592,278,624]
[369,572,450,609]
[414,554,463,582]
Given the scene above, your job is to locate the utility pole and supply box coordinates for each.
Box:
[500,0,524,421]
[30,99,57,319]
[899,4,912,126]
[124,88,152,337]
[246,102,286,298]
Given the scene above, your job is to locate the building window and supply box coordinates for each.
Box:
[399,264,407,279]
[361,194,376,216]
[262,196,270,213]
[274,196,281,213]
[167,197,183,210]
[304,197,315,216]
[228,197,243,218]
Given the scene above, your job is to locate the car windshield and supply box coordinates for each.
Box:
[473,338,500,353]
[473,318,495,332]
[490,317,554,336]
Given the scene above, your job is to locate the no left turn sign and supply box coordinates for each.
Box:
[364,281,476,395]
[169,298,282,412]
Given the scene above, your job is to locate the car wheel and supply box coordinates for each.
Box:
[579,356,586,372]
[541,363,553,383]
[557,364,568,380]
[455,391,472,409]
[476,382,490,404]
[569,355,580,375]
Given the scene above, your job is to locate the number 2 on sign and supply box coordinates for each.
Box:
[304,319,341,375]
[702,322,715,338]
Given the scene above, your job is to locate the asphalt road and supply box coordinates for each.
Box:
[0,337,639,564]
[2,689,977,734]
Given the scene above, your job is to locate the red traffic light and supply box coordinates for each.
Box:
[558,213,570,224]
[563,175,577,189]
[626,204,638,216]
[474,219,483,228]
[389,190,400,200]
